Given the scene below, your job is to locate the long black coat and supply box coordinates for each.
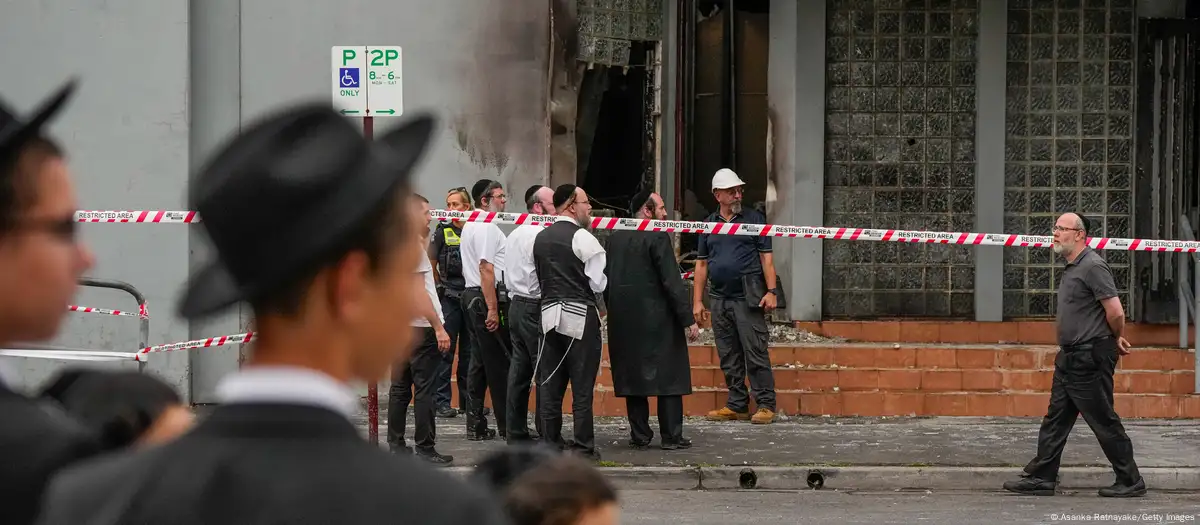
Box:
[603,230,696,397]
[0,383,101,525]
[34,403,510,525]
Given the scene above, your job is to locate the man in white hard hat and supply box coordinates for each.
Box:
[692,168,778,425]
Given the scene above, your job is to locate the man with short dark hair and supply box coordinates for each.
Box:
[502,184,554,443]
[459,179,511,440]
[1005,212,1145,498]
[387,193,453,464]
[0,80,102,525]
[35,106,508,524]
[605,190,699,450]
[533,184,606,460]
[693,168,778,425]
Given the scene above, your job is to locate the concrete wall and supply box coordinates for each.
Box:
[0,0,191,393]
[1,0,552,400]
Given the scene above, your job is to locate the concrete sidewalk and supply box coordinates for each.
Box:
[359,413,1200,491]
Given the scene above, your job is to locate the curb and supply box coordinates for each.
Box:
[444,466,1200,491]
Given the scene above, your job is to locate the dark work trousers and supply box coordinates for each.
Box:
[711,297,776,412]
[435,291,471,410]
[461,287,511,436]
[506,295,544,442]
[387,327,442,453]
[626,396,684,446]
[538,305,603,456]
[1024,336,1141,485]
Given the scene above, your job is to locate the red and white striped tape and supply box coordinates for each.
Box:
[75,209,1198,253]
[68,303,148,319]
[139,332,253,356]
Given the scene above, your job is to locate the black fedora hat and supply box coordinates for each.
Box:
[177,104,436,319]
[0,79,76,160]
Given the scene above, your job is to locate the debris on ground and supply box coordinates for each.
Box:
[598,318,842,345]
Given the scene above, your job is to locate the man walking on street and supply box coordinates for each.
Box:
[533,184,607,461]
[605,190,699,450]
[460,179,511,440]
[692,168,778,425]
[1004,212,1145,498]
[387,194,453,464]
[502,185,554,443]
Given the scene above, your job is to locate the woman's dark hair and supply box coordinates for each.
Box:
[41,369,182,451]
[472,446,618,525]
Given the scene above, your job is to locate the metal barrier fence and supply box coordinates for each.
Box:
[0,277,149,373]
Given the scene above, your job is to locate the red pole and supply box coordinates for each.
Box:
[362,115,379,446]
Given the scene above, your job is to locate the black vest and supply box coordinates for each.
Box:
[533,220,595,306]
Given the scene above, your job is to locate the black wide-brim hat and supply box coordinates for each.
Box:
[177,104,436,320]
[0,79,76,160]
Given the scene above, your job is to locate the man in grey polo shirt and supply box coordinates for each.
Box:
[1004,212,1145,498]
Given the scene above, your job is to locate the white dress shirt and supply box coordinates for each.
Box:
[214,365,360,419]
[540,216,607,340]
[503,224,545,299]
[460,214,507,288]
[412,243,445,328]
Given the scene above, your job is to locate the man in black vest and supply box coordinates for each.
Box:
[533,184,607,461]
[0,80,103,525]
[35,106,508,524]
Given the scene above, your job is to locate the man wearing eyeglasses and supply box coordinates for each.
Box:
[0,81,101,525]
[1005,212,1144,498]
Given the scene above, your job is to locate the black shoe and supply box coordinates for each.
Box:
[1003,477,1056,496]
[389,445,412,455]
[436,407,459,418]
[661,438,693,451]
[483,407,492,416]
[469,428,498,441]
[1099,478,1146,498]
[415,450,455,466]
[628,440,651,450]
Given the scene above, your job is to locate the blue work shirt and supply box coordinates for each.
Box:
[696,208,772,299]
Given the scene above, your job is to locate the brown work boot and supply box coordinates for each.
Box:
[750,408,776,425]
[706,407,750,421]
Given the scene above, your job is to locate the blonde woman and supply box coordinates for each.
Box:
[429,187,475,418]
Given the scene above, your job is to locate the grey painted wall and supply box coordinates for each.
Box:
[0,0,192,394]
[1,0,553,400]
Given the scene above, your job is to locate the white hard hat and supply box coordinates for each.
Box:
[711,168,746,191]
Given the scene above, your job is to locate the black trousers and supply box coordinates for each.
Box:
[461,287,511,435]
[435,291,471,410]
[538,305,603,455]
[1024,336,1141,485]
[506,296,543,442]
[626,395,684,445]
[387,327,441,453]
[711,297,776,412]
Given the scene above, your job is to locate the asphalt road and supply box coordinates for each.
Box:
[617,490,1200,524]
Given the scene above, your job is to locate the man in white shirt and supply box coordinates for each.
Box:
[458,179,511,441]
[532,184,607,461]
[387,194,452,464]
[501,184,554,444]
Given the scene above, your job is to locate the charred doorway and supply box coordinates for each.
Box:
[578,42,657,214]
[678,0,771,255]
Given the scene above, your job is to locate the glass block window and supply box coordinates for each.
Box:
[824,0,980,318]
[578,0,664,66]
[1003,0,1134,318]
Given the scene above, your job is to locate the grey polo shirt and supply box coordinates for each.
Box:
[1056,246,1119,347]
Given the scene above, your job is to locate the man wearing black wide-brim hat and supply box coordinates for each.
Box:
[35,105,509,524]
[0,80,103,525]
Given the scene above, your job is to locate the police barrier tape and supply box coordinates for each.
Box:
[73,209,1200,253]
[0,349,141,362]
[68,303,148,319]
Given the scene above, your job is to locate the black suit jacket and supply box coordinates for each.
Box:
[0,383,101,525]
[35,403,511,525]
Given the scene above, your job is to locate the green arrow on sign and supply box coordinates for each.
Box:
[340,109,360,115]
[375,109,395,115]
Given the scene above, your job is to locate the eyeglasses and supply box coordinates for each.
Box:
[1052,226,1083,233]
[13,216,79,241]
